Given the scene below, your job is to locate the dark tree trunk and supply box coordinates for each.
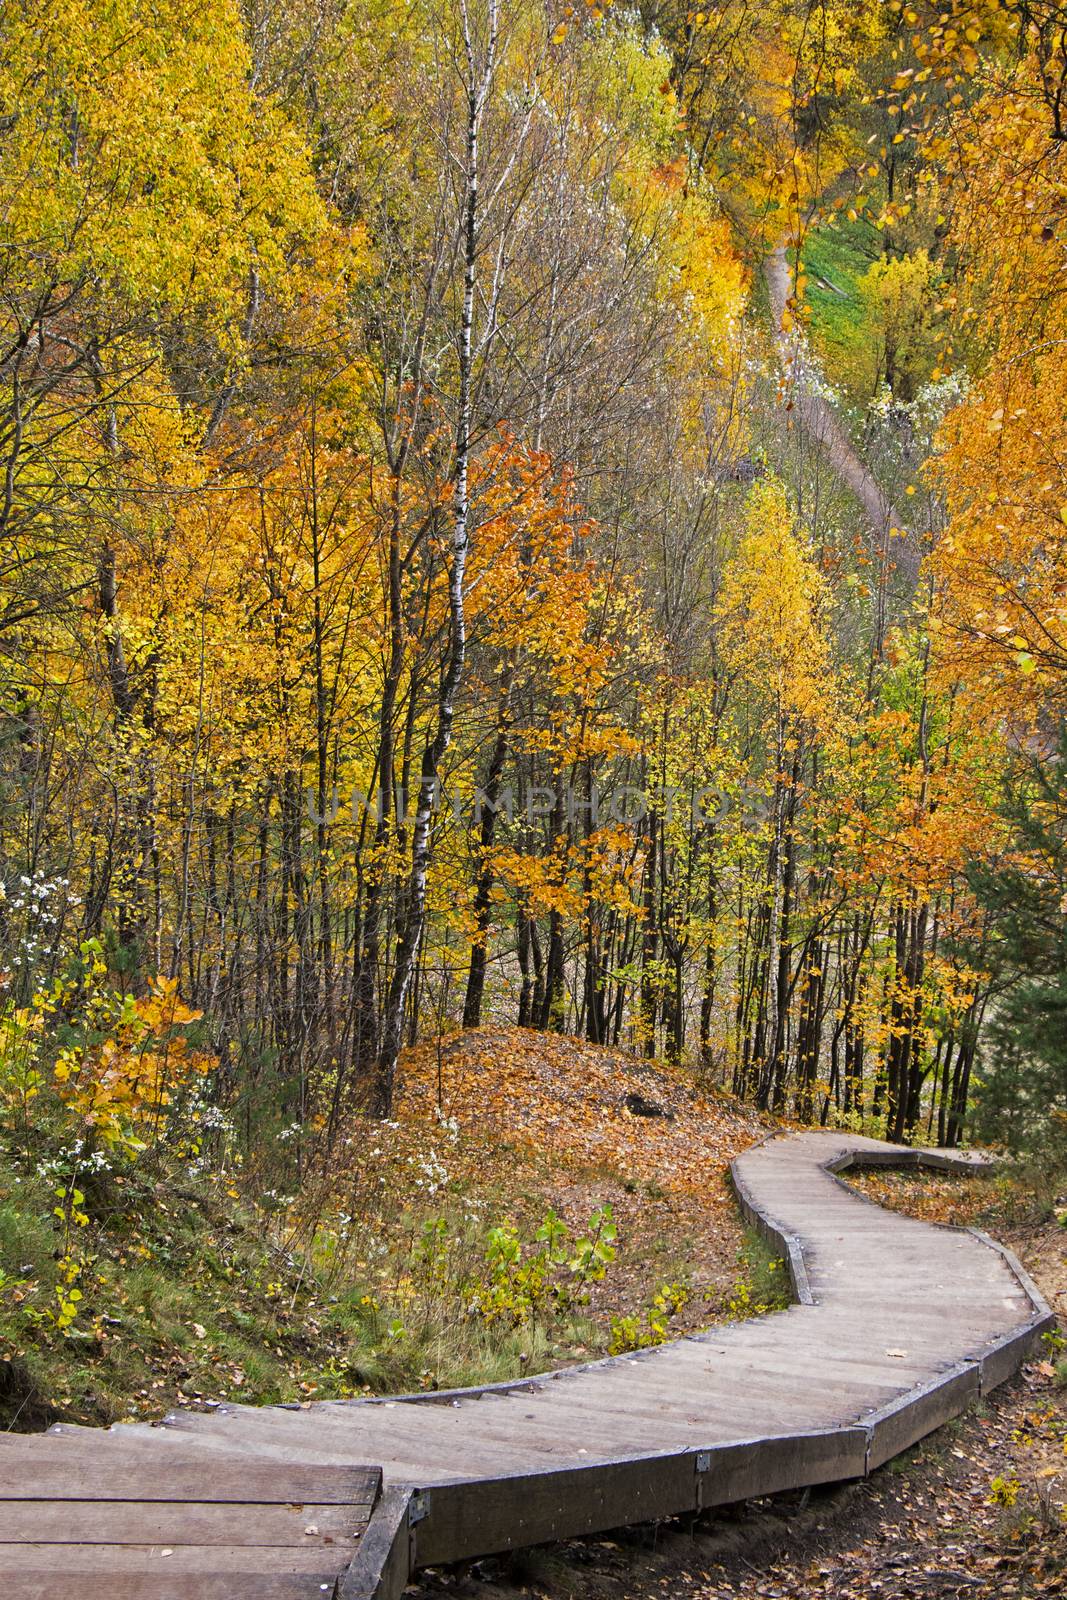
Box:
[462,663,515,1028]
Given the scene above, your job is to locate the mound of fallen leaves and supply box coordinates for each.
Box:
[388,1027,770,1324]
[398,1026,762,1194]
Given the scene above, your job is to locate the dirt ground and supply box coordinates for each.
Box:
[396,1028,773,1331]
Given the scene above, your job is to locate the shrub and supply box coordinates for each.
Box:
[0,941,215,1179]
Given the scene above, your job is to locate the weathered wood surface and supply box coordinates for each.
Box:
[10,1130,1055,1599]
[0,1443,380,1600]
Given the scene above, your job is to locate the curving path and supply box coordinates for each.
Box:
[4,1130,1054,1600]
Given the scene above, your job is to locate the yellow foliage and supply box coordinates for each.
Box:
[1,967,215,1161]
[858,249,940,399]
[0,0,333,320]
[929,51,1067,721]
[717,479,834,730]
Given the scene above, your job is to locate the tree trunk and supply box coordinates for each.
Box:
[375,9,496,1111]
[463,661,515,1027]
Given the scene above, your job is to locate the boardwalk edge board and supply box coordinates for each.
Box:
[336,1484,415,1600]
[729,1136,815,1305]
[967,1227,1054,1324]
[862,1359,981,1473]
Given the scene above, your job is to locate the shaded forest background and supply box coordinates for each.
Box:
[2,0,1066,1215]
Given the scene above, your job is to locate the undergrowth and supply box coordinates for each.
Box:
[0,959,756,1429]
[723,1229,791,1319]
[847,1156,1063,1232]
[0,1156,639,1429]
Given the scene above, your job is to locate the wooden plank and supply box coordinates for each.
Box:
[0,1545,345,1573]
[977,1313,1057,1395]
[413,1449,703,1564]
[0,1440,379,1506]
[0,1577,336,1600]
[448,1376,854,1423]
[154,1397,844,1475]
[0,1502,365,1546]
[687,1351,933,1386]
[152,1413,576,1473]
[701,1427,869,1508]
[864,1361,981,1471]
[413,1428,870,1567]
[968,1228,1055,1319]
[451,1391,869,1447]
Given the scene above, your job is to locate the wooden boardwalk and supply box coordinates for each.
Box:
[2,1131,1054,1599]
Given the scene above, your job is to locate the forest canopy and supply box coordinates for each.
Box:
[1,0,1066,1200]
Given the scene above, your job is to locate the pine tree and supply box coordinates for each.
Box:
[968,726,1067,1156]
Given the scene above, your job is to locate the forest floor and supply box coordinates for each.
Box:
[391,1027,774,1333]
[407,1163,1067,1600]
[8,1027,1063,1600]
[1,1028,769,1429]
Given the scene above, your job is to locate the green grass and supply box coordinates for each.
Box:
[800,213,882,398]
[721,1228,792,1318]
[1,1163,333,1427]
[0,1160,608,1429]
